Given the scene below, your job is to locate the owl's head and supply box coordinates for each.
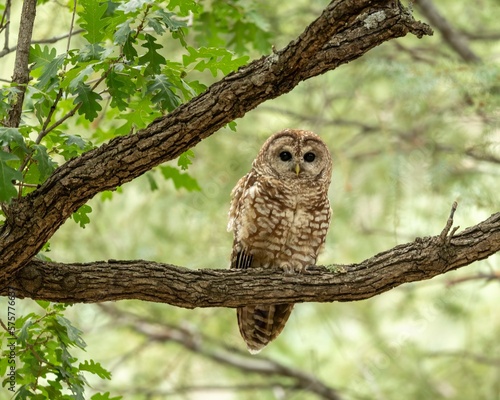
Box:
[253,129,332,183]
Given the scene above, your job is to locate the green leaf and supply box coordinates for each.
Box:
[91,392,123,400]
[33,144,57,182]
[122,34,138,61]
[166,0,202,16]
[117,0,153,14]
[29,45,65,89]
[79,0,110,44]
[106,68,133,111]
[146,74,181,111]
[183,46,249,77]
[36,300,51,310]
[100,191,114,201]
[227,121,237,131]
[0,151,22,203]
[160,62,199,101]
[177,150,195,170]
[55,316,87,349]
[159,166,201,191]
[156,9,187,31]
[29,44,57,71]
[230,16,272,54]
[79,360,112,380]
[0,87,20,118]
[71,204,92,228]
[0,127,29,153]
[146,173,158,191]
[146,14,165,35]
[18,318,35,345]
[67,65,95,92]
[78,43,107,62]
[139,34,167,75]
[114,20,132,46]
[114,96,161,134]
[65,134,87,149]
[73,83,103,121]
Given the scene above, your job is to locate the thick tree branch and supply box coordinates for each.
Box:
[3,212,499,306]
[0,0,432,284]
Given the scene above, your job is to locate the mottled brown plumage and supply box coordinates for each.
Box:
[228,129,332,353]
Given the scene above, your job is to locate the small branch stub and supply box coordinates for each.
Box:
[440,201,459,244]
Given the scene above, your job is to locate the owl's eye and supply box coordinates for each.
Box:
[279,151,292,161]
[303,152,316,162]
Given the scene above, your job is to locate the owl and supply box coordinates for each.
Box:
[228,129,333,353]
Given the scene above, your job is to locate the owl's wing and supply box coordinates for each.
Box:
[232,248,253,269]
[228,172,259,269]
[227,171,257,232]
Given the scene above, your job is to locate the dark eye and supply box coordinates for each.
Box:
[279,151,292,161]
[303,152,315,162]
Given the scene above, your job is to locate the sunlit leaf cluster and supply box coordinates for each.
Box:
[0,0,270,214]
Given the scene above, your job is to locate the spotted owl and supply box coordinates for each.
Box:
[227,129,333,353]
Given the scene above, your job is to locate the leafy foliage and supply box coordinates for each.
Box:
[71,205,93,228]
[0,302,120,400]
[0,0,270,210]
[160,165,201,192]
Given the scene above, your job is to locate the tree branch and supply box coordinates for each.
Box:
[5,0,37,127]
[99,304,343,400]
[0,29,85,59]
[3,212,499,306]
[0,0,432,284]
[414,0,481,63]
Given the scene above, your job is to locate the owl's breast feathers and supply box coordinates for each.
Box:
[229,170,331,271]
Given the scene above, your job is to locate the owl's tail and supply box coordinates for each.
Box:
[237,304,294,354]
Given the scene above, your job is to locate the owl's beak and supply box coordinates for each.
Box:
[295,163,301,175]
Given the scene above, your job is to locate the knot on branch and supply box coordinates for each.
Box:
[17,264,43,294]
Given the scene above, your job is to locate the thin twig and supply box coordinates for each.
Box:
[134,383,301,397]
[0,29,85,58]
[392,42,437,64]
[446,271,500,287]
[14,182,38,188]
[0,0,11,50]
[66,0,77,54]
[0,318,13,334]
[427,350,500,367]
[439,201,459,243]
[460,29,500,41]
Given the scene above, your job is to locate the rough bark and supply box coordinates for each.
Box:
[5,0,37,127]
[0,0,433,285]
[3,212,498,307]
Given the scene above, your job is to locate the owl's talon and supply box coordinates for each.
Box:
[281,264,296,275]
[301,265,313,274]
